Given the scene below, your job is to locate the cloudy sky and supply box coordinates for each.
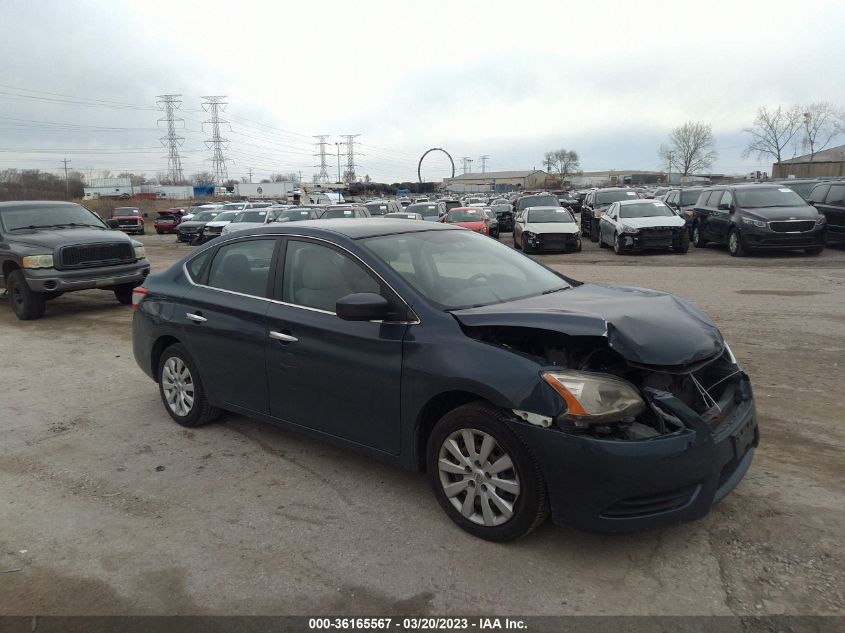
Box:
[1,0,844,184]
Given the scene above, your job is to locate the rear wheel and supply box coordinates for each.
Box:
[157,344,220,427]
[7,269,46,320]
[426,402,548,542]
[728,229,746,257]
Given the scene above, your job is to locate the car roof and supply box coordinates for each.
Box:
[242,218,459,239]
[617,199,661,206]
[525,205,568,211]
[0,200,85,209]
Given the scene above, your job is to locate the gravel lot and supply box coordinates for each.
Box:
[1,230,843,616]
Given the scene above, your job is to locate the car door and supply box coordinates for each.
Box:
[514,210,525,245]
[819,184,845,235]
[709,190,734,242]
[180,237,279,414]
[697,191,720,240]
[265,237,407,454]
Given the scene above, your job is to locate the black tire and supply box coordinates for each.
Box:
[728,229,746,257]
[513,234,521,250]
[675,232,690,254]
[575,239,582,252]
[426,401,548,542]
[598,230,608,248]
[581,214,591,237]
[805,245,824,255]
[613,232,624,255]
[692,224,707,248]
[157,343,220,427]
[7,269,46,320]
[113,283,137,305]
[589,219,599,242]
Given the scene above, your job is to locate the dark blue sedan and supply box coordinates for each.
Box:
[132,220,757,541]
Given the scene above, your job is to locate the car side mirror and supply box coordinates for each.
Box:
[717,202,731,211]
[106,219,120,229]
[336,293,389,321]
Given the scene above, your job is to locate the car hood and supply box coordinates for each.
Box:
[449,221,486,230]
[10,228,131,250]
[178,221,208,229]
[205,220,232,228]
[619,215,686,229]
[524,221,579,234]
[452,283,724,368]
[740,205,819,221]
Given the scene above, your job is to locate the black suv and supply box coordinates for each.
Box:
[664,187,707,234]
[807,181,845,243]
[581,188,641,241]
[0,201,150,320]
[691,185,827,256]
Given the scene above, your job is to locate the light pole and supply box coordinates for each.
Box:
[334,142,342,183]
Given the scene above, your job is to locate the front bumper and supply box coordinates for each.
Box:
[619,228,686,251]
[740,224,826,250]
[511,376,758,533]
[524,233,581,252]
[24,260,150,292]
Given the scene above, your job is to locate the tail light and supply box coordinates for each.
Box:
[132,286,149,311]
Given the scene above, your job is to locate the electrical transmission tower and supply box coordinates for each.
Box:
[156,94,185,184]
[201,95,230,184]
[479,155,490,173]
[341,134,360,184]
[314,135,331,183]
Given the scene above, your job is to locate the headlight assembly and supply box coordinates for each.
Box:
[816,215,826,225]
[741,217,767,228]
[542,370,644,428]
[133,245,146,259]
[21,254,54,269]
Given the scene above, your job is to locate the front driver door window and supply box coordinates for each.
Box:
[265,238,405,453]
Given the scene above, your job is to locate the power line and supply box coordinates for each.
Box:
[314,135,331,183]
[156,94,185,185]
[341,134,360,184]
[201,96,230,185]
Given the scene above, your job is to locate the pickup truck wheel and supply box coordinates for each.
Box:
[426,402,548,542]
[7,269,46,320]
[113,283,137,305]
[158,344,220,427]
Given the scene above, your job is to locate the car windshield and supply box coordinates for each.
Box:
[191,211,219,222]
[407,203,440,217]
[447,209,485,222]
[274,209,314,222]
[223,203,246,210]
[735,188,807,208]
[365,203,389,215]
[619,202,676,218]
[780,182,817,199]
[596,190,639,204]
[0,203,107,231]
[113,208,141,216]
[212,211,238,222]
[527,208,574,223]
[321,208,356,218]
[232,211,267,223]
[518,195,558,209]
[362,230,568,310]
[680,190,702,205]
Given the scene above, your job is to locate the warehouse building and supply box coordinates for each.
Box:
[443,170,553,193]
[570,170,665,187]
[772,144,845,178]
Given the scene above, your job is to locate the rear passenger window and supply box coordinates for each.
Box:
[186,249,212,282]
[206,239,276,297]
[825,185,845,206]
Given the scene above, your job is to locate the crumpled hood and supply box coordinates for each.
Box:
[10,228,131,251]
[619,215,686,229]
[452,283,724,367]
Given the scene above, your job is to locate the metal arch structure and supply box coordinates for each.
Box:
[418,147,455,183]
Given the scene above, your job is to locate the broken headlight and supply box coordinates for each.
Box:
[542,370,645,428]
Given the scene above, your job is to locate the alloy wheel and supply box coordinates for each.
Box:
[729,232,738,254]
[437,428,520,527]
[161,356,195,417]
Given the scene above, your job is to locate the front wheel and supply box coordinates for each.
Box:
[426,402,548,542]
[675,232,690,254]
[613,232,624,255]
[692,224,707,248]
[728,229,746,257]
[589,220,599,242]
[157,344,220,427]
[7,269,46,320]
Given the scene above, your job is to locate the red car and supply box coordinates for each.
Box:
[154,208,187,234]
[110,207,145,235]
[440,206,490,235]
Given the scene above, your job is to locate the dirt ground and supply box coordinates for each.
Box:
[1,230,843,616]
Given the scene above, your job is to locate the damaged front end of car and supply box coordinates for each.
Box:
[453,285,759,532]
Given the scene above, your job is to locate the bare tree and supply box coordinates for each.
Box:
[658,121,717,176]
[800,102,840,161]
[270,172,298,183]
[542,149,580,186]
[189,171,215,185]
[742,105,803,164]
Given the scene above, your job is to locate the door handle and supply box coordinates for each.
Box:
[269,331,298,343]
[186,313,207,323]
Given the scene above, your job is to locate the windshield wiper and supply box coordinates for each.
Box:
[9,224,64,231]
[542,286,570,295]
[52,222,106,229]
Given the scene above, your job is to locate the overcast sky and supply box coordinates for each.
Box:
[1,0,844,184]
